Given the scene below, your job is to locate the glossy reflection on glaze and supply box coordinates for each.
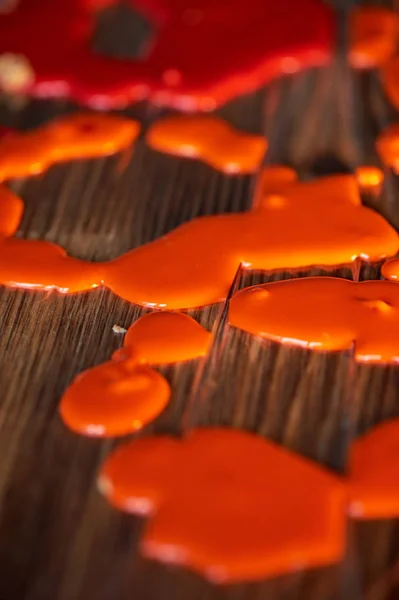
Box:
[146,116,266,173]
[0,0,335,110]
[348,419,399,519]
[349,6,399,68]
[229,277,399,363]
[60,312,210,437]
[98,428,346,583]
[104,175,399,309]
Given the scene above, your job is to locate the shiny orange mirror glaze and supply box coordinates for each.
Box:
[98,428,347,583]
[230,277,399,363]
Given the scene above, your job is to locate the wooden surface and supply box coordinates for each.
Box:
[0,2,399,599]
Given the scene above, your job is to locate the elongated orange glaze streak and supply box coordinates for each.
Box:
[348,420,399,519]
[60,312,210,437]
[382,257,399,281]
[349,6,399,69]
[0,113,140,181]
[103,175,399,309]
[230,277,399,363]
[146,116,267,174]
[355,166,384,195]
[376,123,399,173]
[98,428,346,583]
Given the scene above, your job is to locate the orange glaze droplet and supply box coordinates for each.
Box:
[382,257,399,281]
[60,312,210,437]
[146,116,267,174]
[0,112,140,181]
[0,185,23,238]
[98,428,346,583]
[349,6,399,69]
[348,419,399,519]
[229,277,399,363]
[60,361,170,437]
[103,175,399,309]
[355,166,384,195]
[120,312,211,364]
[376,123,399,173]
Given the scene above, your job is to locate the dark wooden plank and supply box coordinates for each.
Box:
[0,2,398,599]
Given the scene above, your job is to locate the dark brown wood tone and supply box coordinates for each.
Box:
[0,2,398,599]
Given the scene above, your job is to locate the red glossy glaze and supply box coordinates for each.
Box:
[229,277,399,363]
[0,0,335,110]
[98,428,346,582]
[348,420,399,519]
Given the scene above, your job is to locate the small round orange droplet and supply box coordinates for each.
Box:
[355,166,384,194]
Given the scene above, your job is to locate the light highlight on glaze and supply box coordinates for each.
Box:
[0,0,335,110]
[229,277,399,363]
[98,428,346,583]
[355,166,384,195]
[60,312,210,437]
[146,116,267,174]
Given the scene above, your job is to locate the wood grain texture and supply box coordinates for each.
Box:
[0,2,398,599]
